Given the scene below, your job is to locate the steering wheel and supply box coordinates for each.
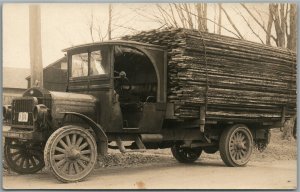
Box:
[114,70,132,94]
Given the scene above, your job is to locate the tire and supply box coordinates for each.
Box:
[219,124,253,167]
[171,145,202,163]
[44,125,97,183]
[4,139,44,174]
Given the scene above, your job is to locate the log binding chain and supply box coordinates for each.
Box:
[196,30,209,133]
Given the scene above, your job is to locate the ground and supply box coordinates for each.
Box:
[2,128,298,189]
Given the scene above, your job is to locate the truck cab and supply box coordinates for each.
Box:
[64,41,168,133]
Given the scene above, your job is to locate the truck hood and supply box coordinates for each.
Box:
[49,91,98,124]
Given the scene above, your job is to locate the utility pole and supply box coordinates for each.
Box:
[29,4,43,88]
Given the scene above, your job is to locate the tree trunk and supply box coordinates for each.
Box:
[280,4,286,47]
[287,4,296,51]
[108,4,112,40]
[270,3,285,48]
[266,4,273,45]
[196,3,208,32]
[218,3,222,35]
[203,4,207,31]
[183,4,193,29]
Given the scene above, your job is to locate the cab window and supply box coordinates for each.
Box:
[90,50,106,75]
[71,53,88,77]
[70,46,110,78]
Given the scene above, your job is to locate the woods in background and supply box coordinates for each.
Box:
[150,3,296,51]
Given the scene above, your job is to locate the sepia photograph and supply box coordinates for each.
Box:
[2,2,297,190]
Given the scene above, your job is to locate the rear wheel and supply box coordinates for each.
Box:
[4,139,44,174]
[44,125,97,183]
[171,145,202,163]
[219,124,253,167]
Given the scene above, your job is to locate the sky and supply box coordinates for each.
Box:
[3,3,270,69]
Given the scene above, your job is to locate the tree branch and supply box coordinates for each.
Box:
[241,3,277,42]
[183,3,193,29]
[169,3,179,28]
[89,12,95,42]
[112,24,140,32]
[235,9,264,44]
[220,5,244,39]
[175,4,241,38]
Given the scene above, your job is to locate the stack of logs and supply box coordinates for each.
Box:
[122,28,296,123]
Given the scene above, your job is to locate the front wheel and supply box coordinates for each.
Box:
[171,145,202,163]
[44,125,97,183]
[219,124,253,167]
[4,139,44,174]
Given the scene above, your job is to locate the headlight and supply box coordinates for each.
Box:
[3,105,12,120]
[33,104,48,122]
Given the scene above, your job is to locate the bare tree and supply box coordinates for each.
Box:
[266,4,273,45]
[89,11,95,42]
[287,4,296,51]
[184,4,194,29]
[241,4,277,44]
[87,4,115,42]
[108,4,112,40]
[154,3,208,32]
[217,3,222,35]
[241,3,296,51]
[235,8,264,44]
[148,3,244,38]
[220,5,244,39]
[196,3,208,32]
[270,3,286,48]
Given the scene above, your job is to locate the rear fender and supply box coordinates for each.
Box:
[60,112,108,155]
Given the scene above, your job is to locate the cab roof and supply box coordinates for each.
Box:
[62,40,166,53]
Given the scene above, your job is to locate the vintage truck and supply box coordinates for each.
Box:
[2,28,296,182]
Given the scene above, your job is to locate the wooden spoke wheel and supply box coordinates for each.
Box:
[44,126,97,183]
[219,124,253,167]
[4,139,45,174]
[171,145,202,163]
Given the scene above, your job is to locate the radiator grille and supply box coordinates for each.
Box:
[11,97,36,129]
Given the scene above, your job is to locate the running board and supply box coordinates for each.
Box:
[116,136,146,153]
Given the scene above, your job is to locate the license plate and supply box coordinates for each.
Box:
[18,112,28,122]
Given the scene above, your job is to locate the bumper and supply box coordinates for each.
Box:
[3,129,44,141]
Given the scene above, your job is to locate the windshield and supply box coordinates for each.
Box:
[70,47,109,78]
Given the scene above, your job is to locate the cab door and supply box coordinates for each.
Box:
[67,45,122,132]
[111,43,167,133]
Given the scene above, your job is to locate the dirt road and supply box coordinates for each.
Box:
[3,158,297,190]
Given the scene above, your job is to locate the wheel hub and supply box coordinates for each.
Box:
[67,148,80,160]
[236,142,245,150]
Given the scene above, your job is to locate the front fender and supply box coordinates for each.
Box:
[60,112,108,155]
